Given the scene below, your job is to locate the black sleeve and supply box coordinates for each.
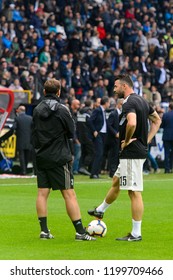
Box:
[59,105,75,139]
[68,138,74,155]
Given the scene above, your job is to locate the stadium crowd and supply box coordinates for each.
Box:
[0,0,173,175]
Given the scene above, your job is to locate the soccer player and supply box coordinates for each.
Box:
[32,78,95,241]
[88,74,161,241]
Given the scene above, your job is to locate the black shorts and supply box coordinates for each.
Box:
[36,163,74,190]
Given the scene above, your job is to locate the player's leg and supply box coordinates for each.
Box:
[57,163,95,241]
[128,190,143,238]
[103,175,120,204]
[88,167,120,218]
[116,159,144,241]
[128,159,144,238]
[36,187,54,239]
[36,187,50,218]
[129,190,144,221]
[61,188,81,222]
[61,188,96,241]
[36,169,53,239]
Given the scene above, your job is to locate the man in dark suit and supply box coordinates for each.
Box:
[88,96,110,178]
[14,105,33,175]
[161,102,173,173]
[154,59,167,96]
[77,99,94,175]
[107,98,123,177]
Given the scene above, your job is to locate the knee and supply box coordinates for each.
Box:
[112,177,120,194]
[112,176,119,187]
[37,188,50,199]
[62,189,77,200]
[128,191,141,200]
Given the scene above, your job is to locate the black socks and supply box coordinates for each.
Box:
[73,219,85,234]
[38,217,49,233]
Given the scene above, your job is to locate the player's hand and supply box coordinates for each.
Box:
[121,138,137,150]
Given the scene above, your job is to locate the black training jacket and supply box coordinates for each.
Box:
[32,94,75,169]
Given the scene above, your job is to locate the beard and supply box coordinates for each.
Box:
[117,89,125,98]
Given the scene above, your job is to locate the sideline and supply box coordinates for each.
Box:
[0,178,173,187]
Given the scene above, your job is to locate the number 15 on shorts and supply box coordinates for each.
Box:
[120,176,127,187]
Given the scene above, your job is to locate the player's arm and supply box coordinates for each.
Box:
[60,106,75,156]
[121,112,137,150]
[147,111,161,144]
[61,105,75,138]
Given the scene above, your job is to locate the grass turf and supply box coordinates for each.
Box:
[0,171,172,260]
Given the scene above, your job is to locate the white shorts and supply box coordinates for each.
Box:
[114,159,145,191]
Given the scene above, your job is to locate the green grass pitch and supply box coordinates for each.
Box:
[0,172,172,260]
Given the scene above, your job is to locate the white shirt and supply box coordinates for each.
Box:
[142,62,147,73]
[159,68,166,84]
[100,106,107,133]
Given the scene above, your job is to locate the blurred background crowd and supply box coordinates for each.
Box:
[0,0,173,176]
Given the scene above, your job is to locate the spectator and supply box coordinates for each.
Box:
[97,21,106,40]
[132,71,143,96]
[38,45,51,66]
[10,66,20,80]
[130,55,140,71]
[143,80,153,103]
[112,48,125,71]
[81,63,92,94]
[14,105,33,175]
[59,54,70,84]
[90,30,104,51]
[139,55,151,84]
[35,66,47,99]
[94,50,106,74]
[106,98,123,177]
[82,30,92,53]
[94,77,108,98]
[55,32,68,59]
[63,6,75,36]
[88,96,110,179]
[123,21,137,55]
[69,98,81,175]
[151,85,162,107]
[147,141,160,174]
[72,66,86,101]
[161,102,173,173]
[68,31,82,55]
[47,60,60,80]
[60,78,69,101]
[125,6,135,20]
[162,78,173,103]
[14,51,29,72]
[155,58,167,97]
[135,29,148,57]
[77,99,94,175]
[9,78,24,91]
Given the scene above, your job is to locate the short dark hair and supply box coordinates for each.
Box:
[84,99,92,107]
[44,79,61,94]
[114,74,133,88]
[101,96,109,105]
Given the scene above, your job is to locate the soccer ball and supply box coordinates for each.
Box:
[87,219,107,237]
